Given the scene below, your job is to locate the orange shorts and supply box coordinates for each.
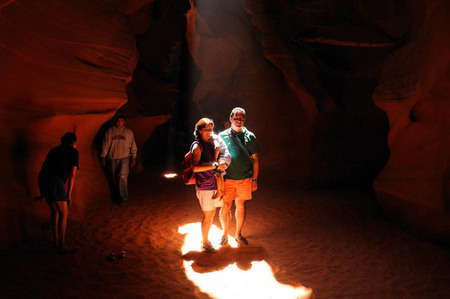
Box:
[223,178,252,201]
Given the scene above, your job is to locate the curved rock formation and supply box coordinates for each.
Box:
[373,0,450,238]
[0,0,137,245]
[186,0,450,237]
[1,0,449,246]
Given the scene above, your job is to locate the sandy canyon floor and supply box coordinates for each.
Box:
[2,173,450,298]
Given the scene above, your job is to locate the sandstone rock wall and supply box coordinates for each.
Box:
[187,0,308,183]
[187,0,450,237]
[0,0,138,246]
[1,0,449,246]
[373,0,450,238]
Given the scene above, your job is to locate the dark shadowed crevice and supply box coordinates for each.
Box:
[141,38,202,172]
[122,0,201,172]
[242,0,393,188]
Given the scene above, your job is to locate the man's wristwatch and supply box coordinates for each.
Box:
[212,162,219,169]
[252,179,258,183]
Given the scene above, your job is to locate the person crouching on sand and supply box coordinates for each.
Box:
[191,118,228,253]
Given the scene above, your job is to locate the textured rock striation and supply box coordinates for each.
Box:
[0,0,138,245]
[372,0,450,238]
[187,0,450,237]
[0,0,449,246]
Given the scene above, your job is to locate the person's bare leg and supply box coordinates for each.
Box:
[217,176,224,197]
[235,199,247,237]
[212,175,225,199]
[209,209,215,229]
[220,200,232,238]
[55,201,68,251]
[202,209,216,246]
[212,176,220,199]
[46,199,58,247]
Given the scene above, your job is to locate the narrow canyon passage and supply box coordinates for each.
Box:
[2,173,449,298]
[1,1,449,297]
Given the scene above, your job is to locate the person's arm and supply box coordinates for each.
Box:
[214,141,220,162]
[251,153,259,191]
[130,132,137,168]
[100,129,110,166]
[217,135,231,169]
[192,144,220,172]
[66,166,77,206]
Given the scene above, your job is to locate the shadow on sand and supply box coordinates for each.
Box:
[182,244,267,273]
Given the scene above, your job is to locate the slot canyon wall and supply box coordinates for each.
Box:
[0,0,449,247]
[371,1,450,238]
[186,0,450,238]
[0,0,170,247]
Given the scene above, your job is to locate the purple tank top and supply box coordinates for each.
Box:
[192,140,217,191]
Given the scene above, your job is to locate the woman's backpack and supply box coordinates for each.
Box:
[182,141,201,185]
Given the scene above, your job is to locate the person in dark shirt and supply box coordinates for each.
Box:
[38,132,79,253]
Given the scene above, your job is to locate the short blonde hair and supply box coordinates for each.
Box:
[194,118,214,140]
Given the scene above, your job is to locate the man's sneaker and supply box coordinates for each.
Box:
[219,236,228,246]
[235,235,248,245]
[201,242,217,253]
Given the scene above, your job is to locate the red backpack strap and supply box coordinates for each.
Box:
[190,141,202,154]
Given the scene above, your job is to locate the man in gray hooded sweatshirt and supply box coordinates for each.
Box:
[101,115,137,204]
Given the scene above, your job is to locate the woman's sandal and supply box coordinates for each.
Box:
[201,241,217,253]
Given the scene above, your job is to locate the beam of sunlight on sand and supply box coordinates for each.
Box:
[178,223,313,299]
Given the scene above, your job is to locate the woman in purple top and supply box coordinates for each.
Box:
[192,118,227,253]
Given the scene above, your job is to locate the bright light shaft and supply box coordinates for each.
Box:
[178,223,312,299]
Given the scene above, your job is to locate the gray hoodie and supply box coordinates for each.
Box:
[101,126,137,160]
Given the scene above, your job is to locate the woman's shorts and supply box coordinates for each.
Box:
[196,189,222,211]
[39,173,67,202]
